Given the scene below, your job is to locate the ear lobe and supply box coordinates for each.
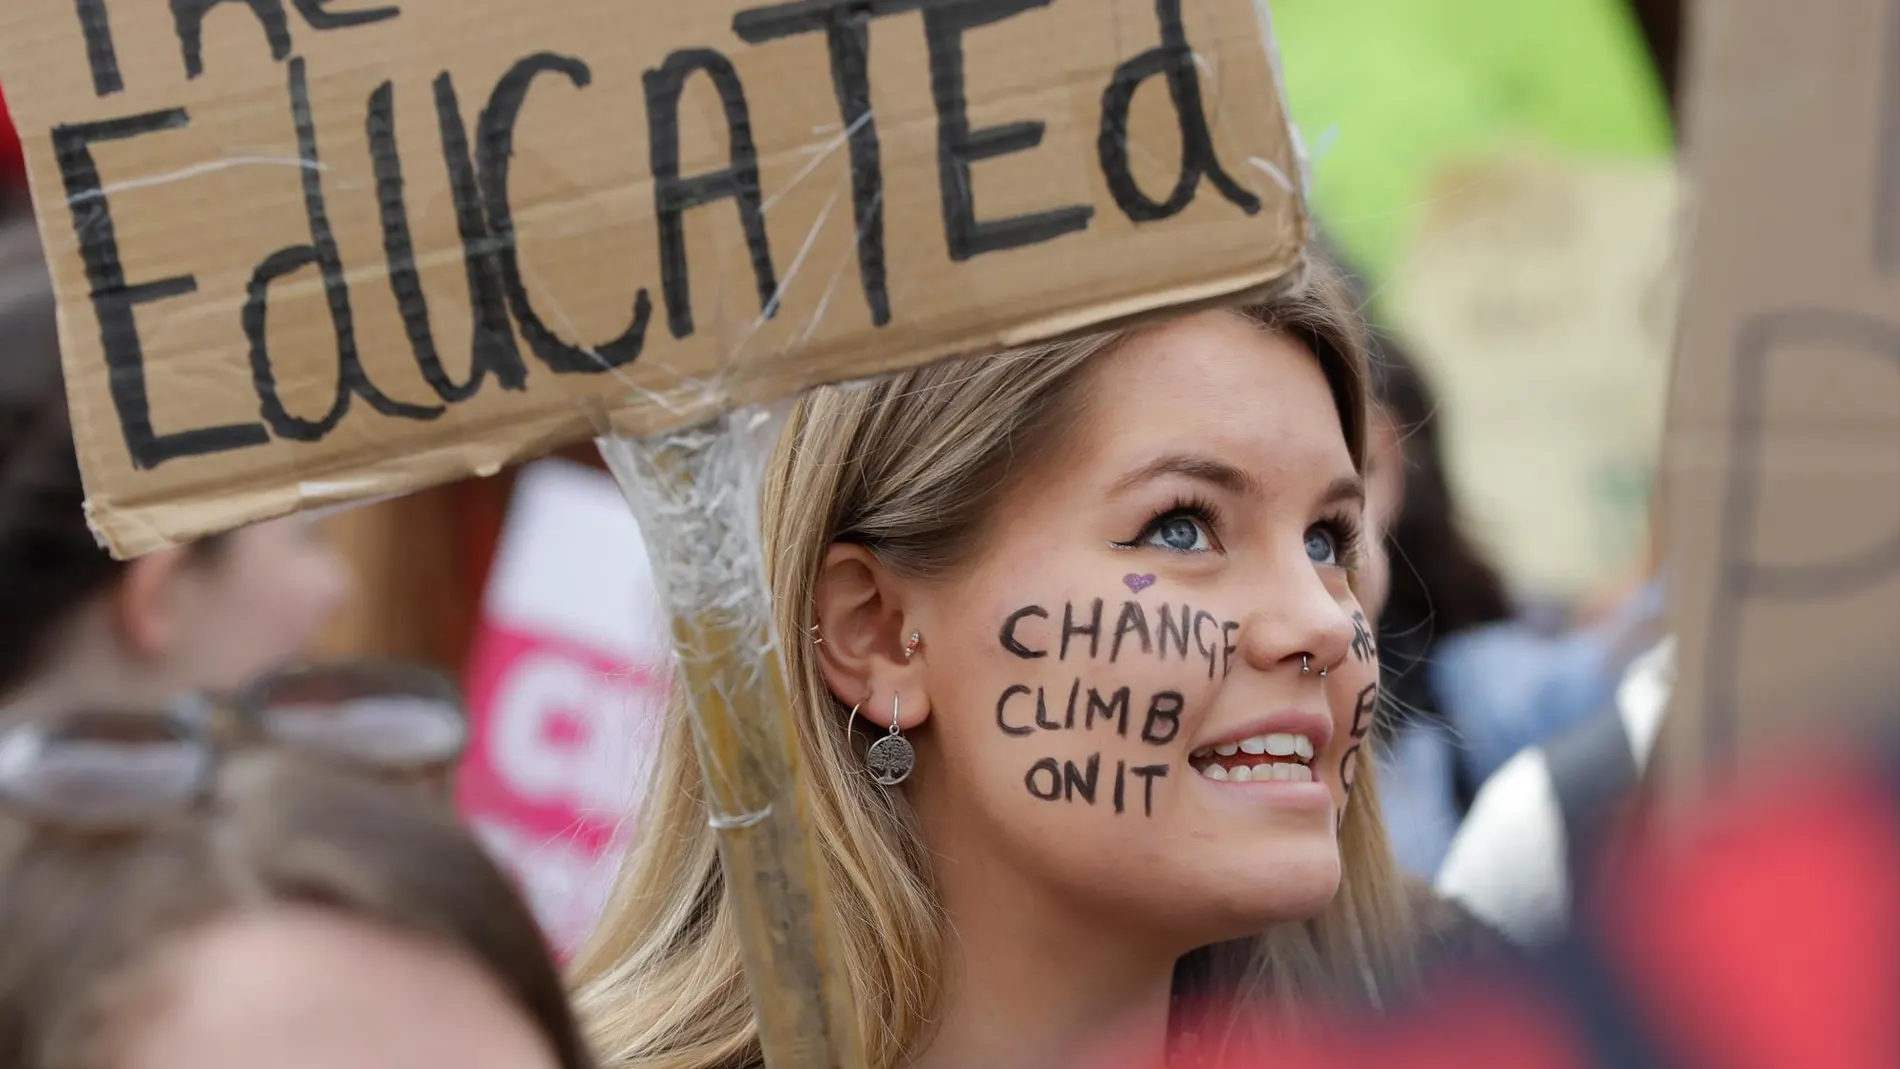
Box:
[113,548,191,658]
[811,543,930,728]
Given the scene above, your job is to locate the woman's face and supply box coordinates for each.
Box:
[115,908,559,1069]
[904,310,1379,948]
[163,516,353,694]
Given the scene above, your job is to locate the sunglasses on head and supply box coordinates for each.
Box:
[0,659,468,832]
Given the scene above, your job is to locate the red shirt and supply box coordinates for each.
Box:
[1203,754,1900,1069]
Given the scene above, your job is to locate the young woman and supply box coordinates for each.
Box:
[0,698,592,1069]
[573,259,1415,1069]
[0,220,351,721]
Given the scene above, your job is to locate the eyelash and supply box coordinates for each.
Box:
[1112,496,1224,552]
[1313,511,1365,570]
[1112,499,1367,567]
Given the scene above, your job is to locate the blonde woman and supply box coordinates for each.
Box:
[573,259,1415,1069]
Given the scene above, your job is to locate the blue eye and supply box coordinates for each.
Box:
[1305,526,1339,565]
[1146,515,1213,553]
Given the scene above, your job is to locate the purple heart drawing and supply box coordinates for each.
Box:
[1124,573,1156,595]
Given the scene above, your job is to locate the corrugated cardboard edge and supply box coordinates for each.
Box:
[89,247,1309,559]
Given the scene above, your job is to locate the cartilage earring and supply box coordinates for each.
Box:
[809,622,825,647]
[903,631,921,661]
[864,695,915,786]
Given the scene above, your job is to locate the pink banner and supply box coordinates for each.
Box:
[456,461,670,954]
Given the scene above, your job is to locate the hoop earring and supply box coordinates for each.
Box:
[864,695,915,787]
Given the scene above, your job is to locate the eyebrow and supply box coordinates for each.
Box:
[1112,454,1366,510]
[1111,454,1260,497]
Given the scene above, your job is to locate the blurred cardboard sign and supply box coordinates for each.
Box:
[0,0,1306,559]
[1663,0,1900,786]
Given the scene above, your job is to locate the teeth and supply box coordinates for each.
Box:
[1295,736,1315,761]
[1230,765,1252,782]
[1238,736,1268,755]
[1214,742,1239,756]
[1264,733,1298,757]
[1202,764,1229,781]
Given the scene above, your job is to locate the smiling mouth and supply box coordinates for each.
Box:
[1189,733,1316,783]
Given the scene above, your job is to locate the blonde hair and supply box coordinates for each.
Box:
[572,262,1416,1069]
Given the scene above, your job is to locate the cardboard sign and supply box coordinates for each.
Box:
[1662,0,1900,786]
[0,0,1306,558]
[459,460,668,955]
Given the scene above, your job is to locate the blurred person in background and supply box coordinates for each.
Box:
[1362,339,1514,877]
[1364,332,1667,879]
[0,700,593,1069]
[0,219,353,722]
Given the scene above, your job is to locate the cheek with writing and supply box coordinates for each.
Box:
[993,596,1237,818]
[1336,682,1378,830]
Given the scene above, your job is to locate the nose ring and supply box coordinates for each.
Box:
[1301,654,1328,679]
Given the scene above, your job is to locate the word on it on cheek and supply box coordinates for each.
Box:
[1024,755,1170,818]
[995,598,1234,818]
[1349,611,1377,663]
[1336,682,1378,831]
[1123,572,1156,595]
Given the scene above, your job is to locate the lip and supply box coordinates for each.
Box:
[1189,709,1334,755]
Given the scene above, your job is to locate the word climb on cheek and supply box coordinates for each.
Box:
[1025,756,1170,817]
[999,599,1241,680]
[1349,611,1377,663]
[1336,682,1378,831]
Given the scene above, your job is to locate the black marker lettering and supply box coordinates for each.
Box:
[1025,757,1062,801]
[1338,743,1361,818]
[731,0,907,325]
[1113,759,1126,813]
[1349,683,1377,741]
[1157,603,1191,660]
[1034,686,1062,731]
[1062,753,1100,805]
[1062,678,1081,729]
[478,53,654,373]
[72,0,125,96]
[645,48,778,339]
[1085,687,1129,736]
[290,0,398,30]
[1192,610,1219,679]
[1131,763,1168,817]
[995,684,1033,736]
[54,111,271,467]
[1141,691,1183,745]
[1349,611,1377,663]
[245,58,443,442]
[1221,621,1239,678]
[1000,605,1048,658]
[170,0,292,79]
[1060,598,1103,661]
[366,77,526,404]
[1098,0,1261,222]
[1111,600,1152,662]
[922,0,1093,259]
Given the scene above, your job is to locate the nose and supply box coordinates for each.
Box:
[1236,556,1355,678]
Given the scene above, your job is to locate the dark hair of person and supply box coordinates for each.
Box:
[0,221,130,697]
[0,750,596,1068]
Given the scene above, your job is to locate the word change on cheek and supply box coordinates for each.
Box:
[999,598,1241,680]
[1336,682,1378,831]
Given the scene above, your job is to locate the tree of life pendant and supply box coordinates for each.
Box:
[865,732,914,786]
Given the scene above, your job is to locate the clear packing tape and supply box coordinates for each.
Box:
[597,407,863,1069]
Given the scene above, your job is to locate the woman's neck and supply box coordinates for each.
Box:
[910,860,1179,1069]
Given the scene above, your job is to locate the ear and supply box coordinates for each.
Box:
[811,543,930,730]
[110,547,193,659]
